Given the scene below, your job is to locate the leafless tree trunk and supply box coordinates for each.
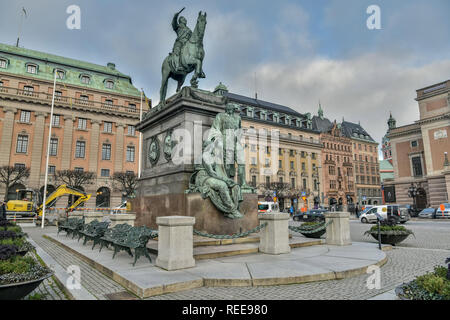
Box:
[0,166,30,201]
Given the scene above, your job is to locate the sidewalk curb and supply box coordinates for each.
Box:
[27,237,97,300]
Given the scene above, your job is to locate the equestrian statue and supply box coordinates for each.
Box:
[159,7,207,106]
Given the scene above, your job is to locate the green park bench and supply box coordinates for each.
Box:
[57,217,84,238]
[78,220,110,249]
[98,223,133,253]
[111,226,156,266]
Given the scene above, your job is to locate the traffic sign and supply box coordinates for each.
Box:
[362,196,366,200]
[293,199,297,203]
[301,192,306,197]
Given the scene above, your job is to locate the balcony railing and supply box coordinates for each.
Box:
[1,86,141,117]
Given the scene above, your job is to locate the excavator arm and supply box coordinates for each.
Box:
[36,184,91,216]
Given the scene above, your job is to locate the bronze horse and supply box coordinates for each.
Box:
[159,11,207,106]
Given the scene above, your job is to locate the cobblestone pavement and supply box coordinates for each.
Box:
[25,226,128,300]
[24,274,68,300]
[146,218,450,300]
[24,219,450,300]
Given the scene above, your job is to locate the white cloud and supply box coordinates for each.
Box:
[229,53,450,148]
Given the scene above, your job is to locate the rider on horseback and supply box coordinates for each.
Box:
[171,7,192,72]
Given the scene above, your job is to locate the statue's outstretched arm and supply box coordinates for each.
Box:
[172,7,185,31]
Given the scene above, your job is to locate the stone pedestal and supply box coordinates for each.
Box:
[324,212,351,246]
[104,214,136,227]
[84,213,104,224]
[133,86,258,235]
[155,216,195,271]
[258,213,291,254]
[133,193,258,235]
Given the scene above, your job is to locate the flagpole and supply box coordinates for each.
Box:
[138,89,143,178]
[41,70,57,228]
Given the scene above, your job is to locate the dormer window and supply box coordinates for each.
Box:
[0,58,7,69]
[80,74,91,84]
[55,69,65,80]
[26,63,38,74]
[104,80,114,89]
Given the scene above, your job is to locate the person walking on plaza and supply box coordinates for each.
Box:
[355,204,360,218]
[289,206,294,216]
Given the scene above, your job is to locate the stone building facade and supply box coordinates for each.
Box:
[341,121,381,206]
[0,43,145,207]
[384,80,450,208]
[214,84,323,211]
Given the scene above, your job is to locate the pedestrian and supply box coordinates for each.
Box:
[355,204,360,218]
[0,201,6,220]
[289,206,294,216]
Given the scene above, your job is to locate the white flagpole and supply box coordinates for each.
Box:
[138,89,143,178]
[41,70,57,228]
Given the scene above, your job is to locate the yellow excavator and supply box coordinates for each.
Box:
[6,185,91,219]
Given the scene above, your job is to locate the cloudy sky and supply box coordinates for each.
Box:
[1,0,449,151]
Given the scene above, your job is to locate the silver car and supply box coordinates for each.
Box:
[418,207,436,219]
[435,203,450,219]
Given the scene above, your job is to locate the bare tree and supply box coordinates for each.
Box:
[54,170,95,190]
[0,166,30,201]
[112,171,137,197]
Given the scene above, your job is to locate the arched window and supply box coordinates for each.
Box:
[80,74,91,84]
[96,187,110,208]
[104,80,114,89]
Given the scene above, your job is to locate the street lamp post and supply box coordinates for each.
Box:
[407,183,418,212]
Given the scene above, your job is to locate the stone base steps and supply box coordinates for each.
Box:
[147,236,323,260]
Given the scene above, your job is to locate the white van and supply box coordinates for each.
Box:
[360,204,409,224]
[258,202,280,214]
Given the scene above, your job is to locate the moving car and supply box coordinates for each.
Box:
[435,203,450,219]
[258,202,280,214]
[293,209,328,222]
[418,207,437,219]
[359,205,409,224]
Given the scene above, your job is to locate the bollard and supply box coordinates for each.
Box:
[324,212,351,246]
[258,213,291,254]
[155,216,195,271]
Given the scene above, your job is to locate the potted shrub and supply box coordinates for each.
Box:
[364,224,414,245]
[292,220,327,239]
[396,258,450,300]
[0,246,52,300]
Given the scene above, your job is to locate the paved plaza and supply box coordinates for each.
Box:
[23,218,450,300]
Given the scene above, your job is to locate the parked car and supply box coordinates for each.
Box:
[418,207,437,219]
[360,205,409,224]
[435,203,450,219]
[258,202,280,214]
[293,209,328,222]
[400,204,421,217]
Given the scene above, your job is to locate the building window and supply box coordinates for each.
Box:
[266,146,270,154]
[80,75,91,84]
[301,151,306,158]
[290,161,294,169]
[105,80,114,89]
[278,148,282,155]
[301,162,306,171]
[48,165,56,174]
[55,69,65,79]
[0,81,3,87]
[289,150,294,157]
[14,163,25,170]
[279,177,284,183]
[126,146,135,162]
[52,115,60,126]
[26,64,37,74]
[20,110,31,123]
[105,99,113,106]
[128,125,135,136]
[311,153,316,160]
[49,138,58,156]
[75,141,86,158]
[278,160,282,169]
[74,167,84,173]
[101,169,110,177]
[23,86,34,95]
[265,159,270,167]
[411,156,423,177]
[104,122,113,133]
[303,178,307,189]
[251,176,257,187]
[128,103,136,110]
[0,59,7,69]
[251,144,256,152]
[411,140,418,148]
[78,118,87,130]
[265,176,270,186]
[80,95,89,104]
[291,178,296,188]
[16,135,28,153]
[102,144,112,160]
